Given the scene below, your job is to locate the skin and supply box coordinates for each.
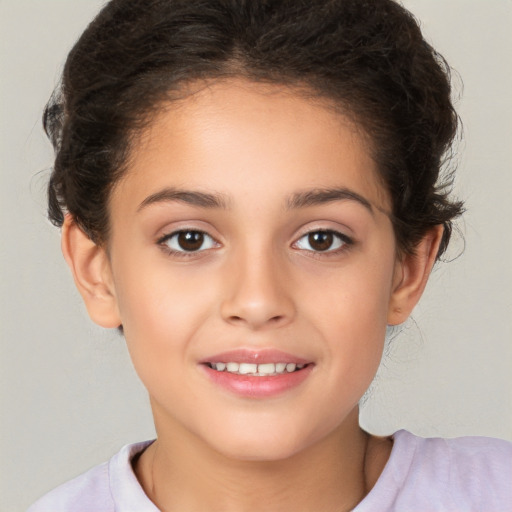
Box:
[62,79,442,511]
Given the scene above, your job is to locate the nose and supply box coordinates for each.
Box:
[220,246,295,330]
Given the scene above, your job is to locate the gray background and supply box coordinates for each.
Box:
[1,1,511,510]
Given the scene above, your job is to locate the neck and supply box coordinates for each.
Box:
[135,406,375,512]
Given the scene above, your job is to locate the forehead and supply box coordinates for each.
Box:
[114,79,390,213]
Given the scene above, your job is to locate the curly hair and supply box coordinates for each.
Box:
[44,0,463,256]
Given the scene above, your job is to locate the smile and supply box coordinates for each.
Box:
[206,362,306,376]
[201,350,313,398]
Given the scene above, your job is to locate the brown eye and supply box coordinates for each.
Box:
[308,231,333,251]
[177,231,204,251]
[161,230,217,253]
[294,230,351,253]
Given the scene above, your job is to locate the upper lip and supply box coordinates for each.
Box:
[199,348,311,365]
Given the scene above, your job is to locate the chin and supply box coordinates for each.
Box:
[218,439,305,462]
[203,422,325,463]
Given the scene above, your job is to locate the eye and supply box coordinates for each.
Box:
[159,230,218,253]
[293,230,351,253]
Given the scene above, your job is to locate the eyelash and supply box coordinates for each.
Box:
[157,229,354,259]
[292,230,354,257]
[157,230,219,259]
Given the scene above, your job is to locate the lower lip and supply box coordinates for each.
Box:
[202,365,313,398]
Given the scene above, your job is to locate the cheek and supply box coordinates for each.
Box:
[112,260,219,362]
[302,253,395,371]
[303,254,395,328]
[116,256,192,321]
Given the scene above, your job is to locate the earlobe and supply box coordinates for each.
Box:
[387,225,444,326]
[61,215,122,329]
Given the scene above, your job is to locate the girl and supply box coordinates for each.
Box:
[27,0,511,510]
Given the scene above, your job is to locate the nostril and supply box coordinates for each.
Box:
[226,313,286,328]
[221,293,295,329]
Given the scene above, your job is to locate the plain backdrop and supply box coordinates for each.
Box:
[1,1,511,510]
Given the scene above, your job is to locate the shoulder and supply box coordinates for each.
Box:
[395,431,512,510]
[27,461,112,512]
[27,440,156,512]
[400,430,512,488]
[357,430,512,512]
[412,429,512,466]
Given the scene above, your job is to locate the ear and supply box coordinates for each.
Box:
[387,225,444,326]
[61,214,122,328]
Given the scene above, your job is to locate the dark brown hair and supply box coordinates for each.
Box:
[44,0,463,256]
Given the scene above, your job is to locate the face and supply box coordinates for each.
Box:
[105,80,400,460]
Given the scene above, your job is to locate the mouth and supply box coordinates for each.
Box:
[200,349,314,398]
[205,361,308,376]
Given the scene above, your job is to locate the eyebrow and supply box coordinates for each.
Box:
[137,187,229,211]
[137,185,375,214]
[286,187,374,214]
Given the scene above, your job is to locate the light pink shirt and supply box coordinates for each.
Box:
[28,430,512,511]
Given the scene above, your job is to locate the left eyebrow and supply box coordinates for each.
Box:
[286,187,374,214]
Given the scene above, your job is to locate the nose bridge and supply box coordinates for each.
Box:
[220,238,294,329]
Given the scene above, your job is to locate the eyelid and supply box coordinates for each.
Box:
[154,219,221,245]
[154,223,354,259]
[157,228,220,256]
[291,228,354,255]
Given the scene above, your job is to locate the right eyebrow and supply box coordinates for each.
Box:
[137,187,230,211]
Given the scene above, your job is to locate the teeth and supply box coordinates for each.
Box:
[210,362,306,376]
[257,363,275,375]
[276,363,286,372]
[239,363,257,374]
[226,362,239,372]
